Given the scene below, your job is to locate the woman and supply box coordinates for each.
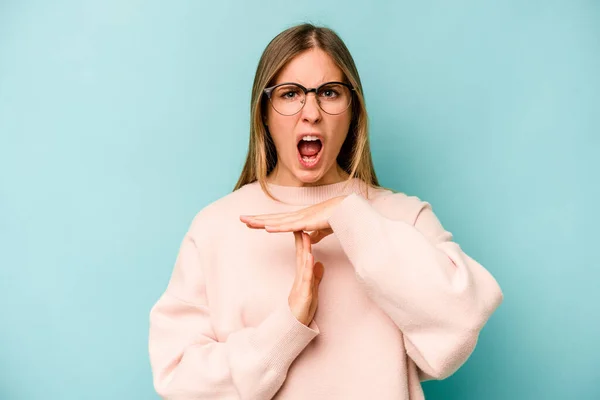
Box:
[148,23,503,399]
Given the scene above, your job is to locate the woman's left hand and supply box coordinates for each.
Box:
[240,195,347,244]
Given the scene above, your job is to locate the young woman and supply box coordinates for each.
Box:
[149,23,503,400]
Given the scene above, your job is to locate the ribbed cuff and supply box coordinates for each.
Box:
[249,302,319,374]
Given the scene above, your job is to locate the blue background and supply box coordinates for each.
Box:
[1,1,598,399]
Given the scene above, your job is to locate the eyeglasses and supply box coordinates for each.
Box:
[263,81,355,116]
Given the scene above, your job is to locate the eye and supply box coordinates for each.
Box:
[282,91,298,99]
[319,85,341,99]
[275,85,302,100]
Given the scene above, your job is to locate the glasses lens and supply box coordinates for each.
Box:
[269,83,353,115]
[316,83,352,114]
[271,84,305,115]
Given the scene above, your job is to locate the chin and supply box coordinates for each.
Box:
[273,155,336,186]
[293,166,334,186]
[293,171,323,183]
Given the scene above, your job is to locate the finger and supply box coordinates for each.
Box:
[310,262,324,317]
[243,213,303,225]
[244,223,265,230]
[265,221,308,233]
[240,211,295,221]
[266,217,326,233]
[302,231,312,255]
[301,233,314,297]
[313,261,324,285]
[263,215,306,230]
[308,230,321,243]
[302,253,314,297]
[245,217,305,231]
[308,228,333,244]
[240,215,265,227]
[294,231,304,276]
[312,262,324,306]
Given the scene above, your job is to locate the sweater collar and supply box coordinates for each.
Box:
[254,177,371,206]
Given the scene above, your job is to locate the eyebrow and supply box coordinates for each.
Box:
[274,78,344,86]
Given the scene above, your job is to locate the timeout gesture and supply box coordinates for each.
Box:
[287,231,324,326]
[240,195,347,244]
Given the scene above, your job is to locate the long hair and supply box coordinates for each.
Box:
[233,23,380,200]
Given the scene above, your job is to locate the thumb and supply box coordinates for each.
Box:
[313,262,324,283]
[309,228,333,244]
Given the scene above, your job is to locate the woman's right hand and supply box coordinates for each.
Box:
[288,231,325,326]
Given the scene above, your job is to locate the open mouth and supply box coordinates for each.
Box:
[297,138,323,168]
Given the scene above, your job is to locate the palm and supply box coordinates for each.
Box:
[239,195,346,243]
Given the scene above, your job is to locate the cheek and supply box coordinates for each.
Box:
[267,110,298,152]
[327,114,352,149]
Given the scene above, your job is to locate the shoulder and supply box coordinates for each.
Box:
[365,185,432,225]
[364,185,451,242]
[186,181,260,238]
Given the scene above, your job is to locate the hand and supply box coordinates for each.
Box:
[240,195,347,244]
[288,231,324,326]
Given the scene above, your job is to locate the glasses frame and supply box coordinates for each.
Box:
[263,81,355,116]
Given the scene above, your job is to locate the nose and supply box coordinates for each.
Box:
[300,92,322,123]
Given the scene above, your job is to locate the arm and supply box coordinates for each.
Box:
[149,229,319,399]
[328,193,503,381]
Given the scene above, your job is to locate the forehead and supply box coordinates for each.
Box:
[275,48,344,86]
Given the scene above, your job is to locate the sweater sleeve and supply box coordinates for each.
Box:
[327,193,503,381]
[148,231,319,399]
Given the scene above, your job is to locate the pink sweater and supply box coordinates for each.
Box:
[148,178,503,399]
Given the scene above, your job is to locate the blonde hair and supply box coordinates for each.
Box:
[233,23,381,200]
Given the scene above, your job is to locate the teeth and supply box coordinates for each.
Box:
[302,156,317,162]
[302,135,320,141]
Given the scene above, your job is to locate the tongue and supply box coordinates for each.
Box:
[298,140,322,157]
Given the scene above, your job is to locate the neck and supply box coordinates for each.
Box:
[266,164,350,187]
[257,176,369,206]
